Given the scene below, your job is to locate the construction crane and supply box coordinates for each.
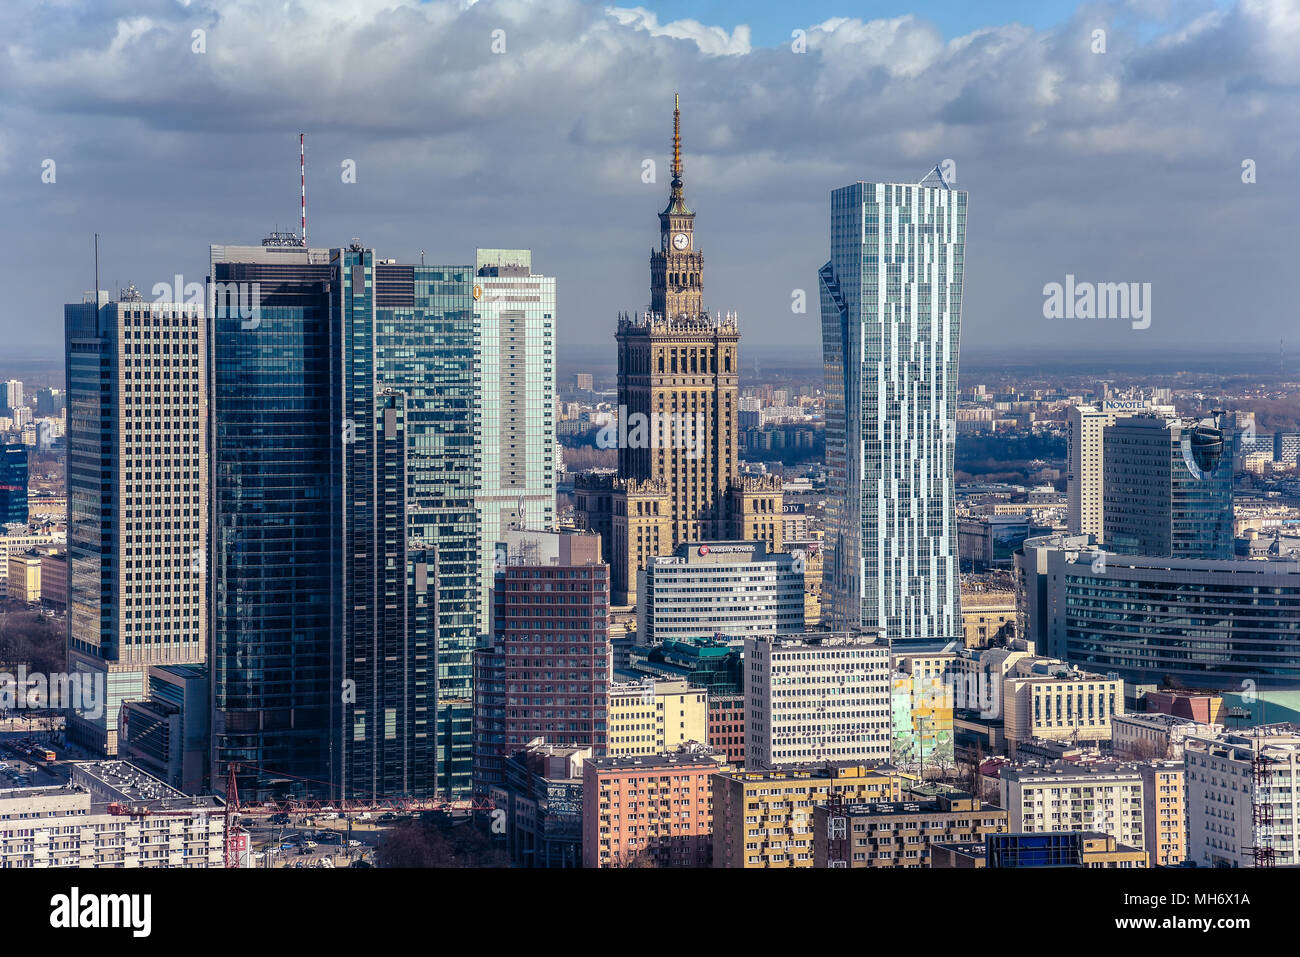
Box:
[1250,739,1277,869]
[105,762,495,868]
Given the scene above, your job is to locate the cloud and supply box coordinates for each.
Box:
[0,0,1296,358]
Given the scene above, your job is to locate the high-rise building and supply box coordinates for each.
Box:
[2,380,23,415]
[207,240,337,798]
[473,248,557,629]
[1000,763,1147,850]
[340,250,482,799]
[472,530,609,793]
[1103,414,1233,559]
[65,287,207,755]
[0,444,28,525]
[1066,399,1163,538]
[819,172,966,641]
[575,98,782,604]
[745,632,891,768]
[35,387,64,417]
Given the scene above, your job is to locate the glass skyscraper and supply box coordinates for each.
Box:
[208,242,337,798]
[819,171,966,641]
[0,444,28,525]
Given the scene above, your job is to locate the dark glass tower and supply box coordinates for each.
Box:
[0,444,28,525]
[208,242,337,799]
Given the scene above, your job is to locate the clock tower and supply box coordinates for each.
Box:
[651,94,703,320]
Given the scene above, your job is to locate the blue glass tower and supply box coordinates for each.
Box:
[0,444,27,525]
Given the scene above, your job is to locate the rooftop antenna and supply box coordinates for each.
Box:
[94,233,99,306]
[300,133,308,258]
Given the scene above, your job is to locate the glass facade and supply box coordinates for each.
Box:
[0,444,28,524]
[209,251,337,798]
[820,177,965,640]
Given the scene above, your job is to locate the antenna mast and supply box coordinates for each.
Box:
[300,133,308,253]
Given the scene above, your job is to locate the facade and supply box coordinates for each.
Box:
[117,664,211,795]
[0,526,65,586]
[581,743,726,868]
[490,742,588,868]
[889,671,955,771]
[745,632,891,768]
[65,289,207,756]
[1112,712,1217,760]
[637,540,803,644]
[1138,761,1187,867]
[812,792,1007,868]
[1103,414,1233,559]
[207,241,337,799]
[707,693,745,765]
[960,592,1016,648]
[1183,724,1300,868]
[1066,399,1162,539]
[1000,762,1147,850]
[1023,538,1300,693]
[1001,661,1124,754]
[0,444,27,525]
[712,762,904,868]
[627,637,743,696]
[819,171,965,641]
[472,531,609,792]
[6,551,42,602]
[606,678,707,757]
[575,99,782,605]
[1,380,22,415]
[39,550,67,611]
[473,248,557,628]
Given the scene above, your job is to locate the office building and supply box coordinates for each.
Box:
[1020,536,1300,694]
[117,664,211,795]
[472,530,609,792]
[712,762,905,868]
[474,248,557,628]
[581,742,726,868]
[637,540,804,644]
[707,693,745,765]
[65,288,207,756]
[1112,712,1218,760]
[0,526,65,586]
[1103,414,1233,559]
[0,444,27,525]
[490,741,589,868]
[1066,399,1163,538]
[7,549,42,602]
[812,791,1007,868]
[40,550,67,611]
[746,632,891,768]
[819,171,965,641]
[1000,762,1147,850]
[1000,660,1124,755]
[626,637,743,696]
[207,240,337,798]
[1184,724,1300,867]
[606,678,707,757]
[575,99,782,604]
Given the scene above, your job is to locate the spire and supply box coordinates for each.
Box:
[663,92,691,216]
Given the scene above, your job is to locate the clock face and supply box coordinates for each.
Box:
[672,232,690,250]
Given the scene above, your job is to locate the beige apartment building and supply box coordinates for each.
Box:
[607,678,707,757]
[812,791,1008,868]
[712,762,906,868]
[1139,761,1187,866]
[1000,762,1147,852]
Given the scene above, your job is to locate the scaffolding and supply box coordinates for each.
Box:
[1250,737,1276,869]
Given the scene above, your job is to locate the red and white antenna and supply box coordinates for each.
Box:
[300,132,307,249]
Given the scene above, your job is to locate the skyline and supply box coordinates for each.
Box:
[3,0,1297,359]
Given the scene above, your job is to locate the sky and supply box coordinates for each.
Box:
[0,0,1295,361]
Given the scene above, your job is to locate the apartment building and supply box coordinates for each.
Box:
[712,762,905,868]
[1139,761,1187,866]
[812,791,1008,868]
[1000,762,1146,851]
[581,743,726,868]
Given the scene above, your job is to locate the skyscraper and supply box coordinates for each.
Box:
[2,380,23,415]
[1103,413,1234,559]
[65,286,207,755]
[208,239,338,798]
[339,250,480,799]
[576,97,782,605]
[1067,398,1167,539]
[473,248,557,629]
[819,172,966,641]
